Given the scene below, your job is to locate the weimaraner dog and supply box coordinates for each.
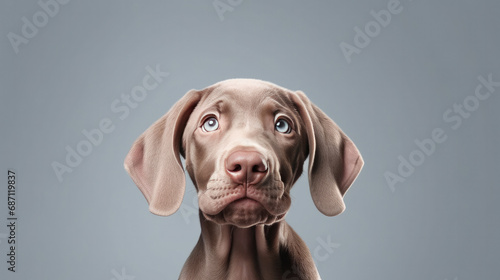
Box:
[124,79,363,280]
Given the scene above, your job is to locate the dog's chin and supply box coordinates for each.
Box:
[203,198,287,228]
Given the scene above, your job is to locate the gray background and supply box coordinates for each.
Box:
[1,0,499,279]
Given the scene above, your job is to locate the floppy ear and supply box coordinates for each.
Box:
[290,91,364,216]
[124,89,204,216]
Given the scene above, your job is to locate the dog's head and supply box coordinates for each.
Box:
[124,79,363,228]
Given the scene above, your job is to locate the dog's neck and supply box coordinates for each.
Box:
[226,226,280,279]
[180,212,286,280]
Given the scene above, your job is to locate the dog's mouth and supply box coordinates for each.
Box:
[230,197,261,208]
[203,198,287,228]
[199,180,289,228]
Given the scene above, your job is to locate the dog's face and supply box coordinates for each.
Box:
[182,81,308,227]
[124,79,363,226]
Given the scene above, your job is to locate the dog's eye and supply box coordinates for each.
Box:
[202,117,219,132]
[275,119,291,134]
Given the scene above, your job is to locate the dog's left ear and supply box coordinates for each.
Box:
[124,89,205,216]
[290,91,364,216]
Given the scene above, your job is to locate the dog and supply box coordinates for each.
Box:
[124,79,363,280]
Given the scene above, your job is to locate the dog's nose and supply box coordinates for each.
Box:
[226,151,268,184]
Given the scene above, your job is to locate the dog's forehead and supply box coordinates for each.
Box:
[214,78,284,91]
[203,79,292,106]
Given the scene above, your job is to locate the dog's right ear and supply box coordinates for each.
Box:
[124,89,204,216]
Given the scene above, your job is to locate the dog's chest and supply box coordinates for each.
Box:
[226,259,261,280]
[225,228,265,280]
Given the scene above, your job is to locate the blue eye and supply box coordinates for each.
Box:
[202,117,219,132]
[275,119,291,134]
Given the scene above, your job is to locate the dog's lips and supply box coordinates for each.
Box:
[229,197,262,208]
[200,176,289,217]
[220,188,279,213]
[219,190,288,218]
[214,193,265,214]
[200,184,290,227]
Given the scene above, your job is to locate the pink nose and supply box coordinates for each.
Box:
[226,151,268,184]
